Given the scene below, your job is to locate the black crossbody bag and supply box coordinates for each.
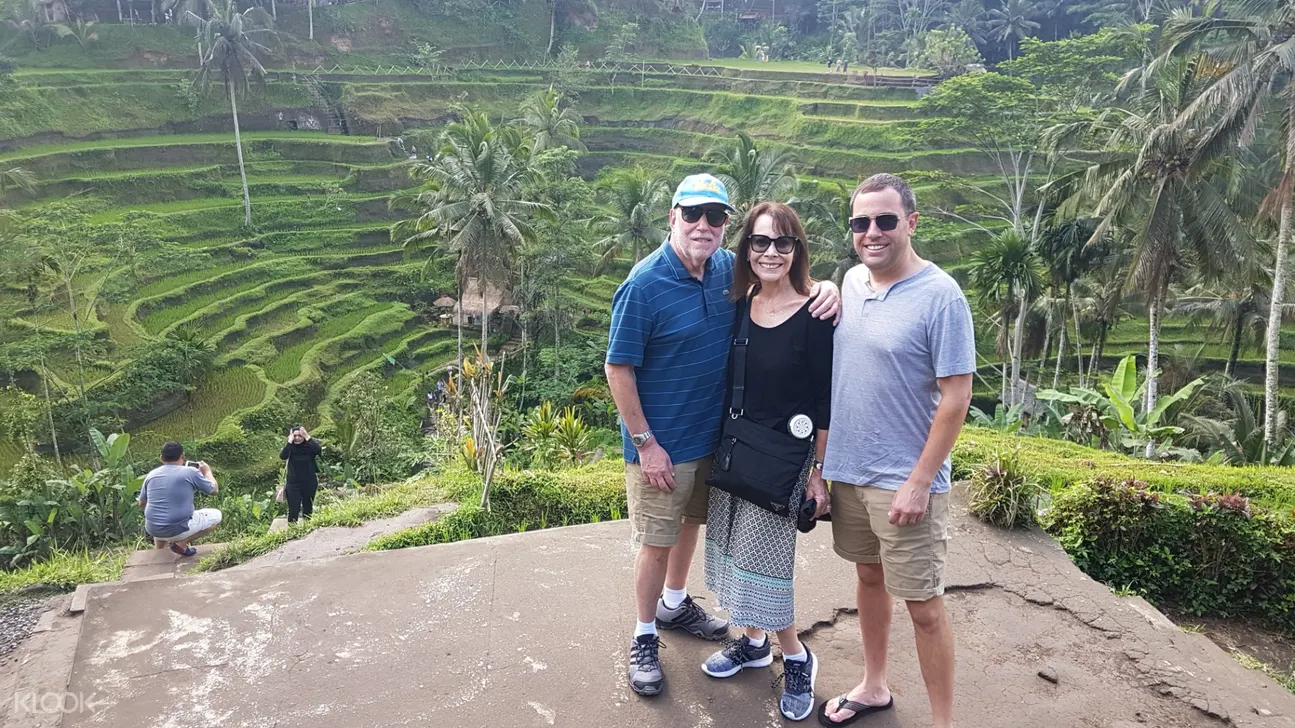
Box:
[706,296,814,516]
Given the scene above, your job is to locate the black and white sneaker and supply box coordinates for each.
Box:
[701,634,774,678]
[655,596,729,641]
[628,634,665,697]
[776,647,819,721]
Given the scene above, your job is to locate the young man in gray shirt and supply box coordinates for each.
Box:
[818,174,976,728]
[137,441,222,557]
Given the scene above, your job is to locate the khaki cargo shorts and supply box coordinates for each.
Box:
[625,456,712,548]
[830,483,950,601]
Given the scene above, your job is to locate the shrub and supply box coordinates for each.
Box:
[966,449,1041,528]
[1045,477,1295,633]
[368,461,626,550]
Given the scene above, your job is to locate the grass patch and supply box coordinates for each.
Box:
[1233,651,1295,694]
[0,547,132,595]
[192,476,452,572]
[263,303,391,383]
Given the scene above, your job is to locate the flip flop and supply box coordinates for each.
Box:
[816,695,894,726]
[170,544,197,557]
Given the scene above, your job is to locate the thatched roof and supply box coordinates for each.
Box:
[433,296,457,308]
[453,278,514,322]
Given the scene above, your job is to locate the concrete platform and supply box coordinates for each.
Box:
[59,500,1295,728]
[118,543,226,583]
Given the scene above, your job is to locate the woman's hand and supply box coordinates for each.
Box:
[807,470,830,519]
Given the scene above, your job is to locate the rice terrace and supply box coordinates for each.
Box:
[0,0,1294,724]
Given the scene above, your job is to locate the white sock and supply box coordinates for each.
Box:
[634,620,657,638]
[783,648,807,662]
[662,587,687,610]
[747,632,767,648]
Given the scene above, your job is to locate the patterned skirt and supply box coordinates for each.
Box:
[703,463,808,632]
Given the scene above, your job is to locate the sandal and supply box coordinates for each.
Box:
[170,544,197,557]
[816,695,894,726]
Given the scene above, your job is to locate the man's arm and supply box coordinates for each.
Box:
[195,463,219,495]
[806,279,842,323]
[605,362,676,491]
[888,373,972,526]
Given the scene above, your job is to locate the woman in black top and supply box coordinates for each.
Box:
[701,201,833,721]
[280,427,322,522]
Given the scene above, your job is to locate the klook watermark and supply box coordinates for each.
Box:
[10,691,109,716]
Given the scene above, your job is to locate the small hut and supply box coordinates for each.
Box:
[452,278,515,328]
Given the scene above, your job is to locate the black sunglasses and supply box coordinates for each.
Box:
[679,205,730,227]
[849,214,902,233]
[747,234,798,255]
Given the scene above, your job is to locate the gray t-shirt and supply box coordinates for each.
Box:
[137,464,217,538]
[823,263,976,493]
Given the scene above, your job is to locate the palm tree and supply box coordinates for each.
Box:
[1045,54,1247,455]
[986,0,1041,60]
[516,85,585,154]
[590,167,668,273]
[1036,218,1108,387]
[190,0,273,228]
[398,115,549,360]
[1073,249,1129,383]
[967,229,1045,406]
[1158,2,1295,445]
[793,184,856,285]
[705,132,798,234]
[1173,252,1290,378]
[946,0,988,48]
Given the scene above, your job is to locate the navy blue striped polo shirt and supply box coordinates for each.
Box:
[607,239,736,464]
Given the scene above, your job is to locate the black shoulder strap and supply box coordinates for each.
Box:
[729,295,752,417]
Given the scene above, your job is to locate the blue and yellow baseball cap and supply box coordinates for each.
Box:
[671,173,735,211]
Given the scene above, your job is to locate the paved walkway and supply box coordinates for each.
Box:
[47,496,1295,727]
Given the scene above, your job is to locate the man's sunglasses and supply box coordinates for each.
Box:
[747,234,798,255]
[679,205,730,227]
[849,213,902,234]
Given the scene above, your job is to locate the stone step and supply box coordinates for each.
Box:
[119,542,227,583]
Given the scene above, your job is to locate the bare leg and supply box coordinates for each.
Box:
[154,538,167,549]
[907,596,955,728]
[171,524,220,551]
[664,522,700,592]
[635,544,671,623]
[825,563,893,723]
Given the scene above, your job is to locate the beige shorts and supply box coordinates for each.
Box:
[830,483,950,601]
[625,456,712,548]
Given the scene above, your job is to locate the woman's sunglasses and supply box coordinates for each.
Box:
[747,234,798,254]
[679,205,730,227]
[849,213,902,233]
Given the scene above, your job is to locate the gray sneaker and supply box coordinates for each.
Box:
[701,635,774,678]
[655,596,729,641]
[628,634,665,697]
[777,647,818,721]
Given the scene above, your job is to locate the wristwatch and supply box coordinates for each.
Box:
[630,430,653,448]
[813,460,824,471]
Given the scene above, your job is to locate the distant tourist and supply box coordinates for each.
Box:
[280,427,322,523]
[700,201,833,721]
[606,174,841,698]
[137,442,222,557]
[816,173,975,727]
[826,57,834,70]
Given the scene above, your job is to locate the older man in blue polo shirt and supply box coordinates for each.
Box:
[606,174,840,697]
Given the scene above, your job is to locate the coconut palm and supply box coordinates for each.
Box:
[793,184,856,285]
[398,116,549,359]
[1036,217,1108,387]
[1173,252,1292,378]
[986,0,1041,60]
[516,85,585,154]
[967,229,1046,406]
[1158,1,1295,445]
[946,0,988,48]
[589,167,669,273]
[705,132,799,235]
[1045,54,1248,455]
[190,0,274,228]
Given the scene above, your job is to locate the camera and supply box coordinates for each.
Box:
[184,460,202,469]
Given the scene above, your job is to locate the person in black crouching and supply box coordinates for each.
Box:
[280,426,322,523]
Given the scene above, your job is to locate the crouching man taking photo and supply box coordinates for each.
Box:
[137,441,222,557]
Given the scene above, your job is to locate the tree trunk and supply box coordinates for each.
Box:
[1264,181,1291,445]
[547,0,557,55]
[553,283,561,378]
[1089,321,1108,381]
[271,0,276,19]
[456,280,464,422]
[40,360,62,470]
[1072,301,1085,388]
[116,0,123,22]
[1052,321,1066,389]
[64,278,98,469]
[1145,291,1162,459]
[481,285,489,361]
[1010,293,1026,405]
[308,0,314,40]
[1226,308,1243,379]
[228,84,252,227]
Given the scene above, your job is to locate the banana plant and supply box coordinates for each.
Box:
[1036,355,1204,456]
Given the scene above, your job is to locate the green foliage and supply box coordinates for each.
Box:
[0,547,129,594]
[967,402,1024,433]
[1045,477,1295,632]
[911,28,982,77]
[998,26,1148,106]
[967,448,1041,528]
[1036,355,1205,456]
[367,460,626,550]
